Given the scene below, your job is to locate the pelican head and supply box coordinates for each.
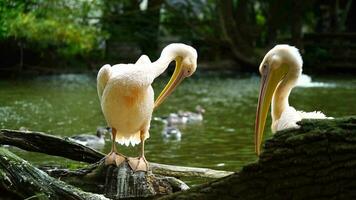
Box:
[255,44,302,155]
[154,44,198,108]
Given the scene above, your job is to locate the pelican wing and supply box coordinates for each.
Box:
[97,64,111,101]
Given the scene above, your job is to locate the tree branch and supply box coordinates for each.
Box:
[0,129,103,163]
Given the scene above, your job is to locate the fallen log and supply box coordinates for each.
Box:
[0,147,109,200]
[0,128,233,199]
[0,129,102,163]
[150,163,233,179]
[160,116,356,199]
[0,129,233,179]
[40,158,189,196]
[0,145,186,199]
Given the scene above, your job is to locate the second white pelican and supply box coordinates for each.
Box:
[97,43,197,171]
[255,44,331,155]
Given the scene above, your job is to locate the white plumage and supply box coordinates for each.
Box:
[272,107,330,132]
[255,44,331,155]
[97,43,197,171]
[98,62,154,146]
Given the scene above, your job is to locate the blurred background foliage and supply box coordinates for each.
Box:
[0,0,355,74]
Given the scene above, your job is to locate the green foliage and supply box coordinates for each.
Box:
[0,0,354,71]
[0,0,105,56]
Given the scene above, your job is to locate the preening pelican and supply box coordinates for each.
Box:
[255,44,331,155]
[97,43,197,171]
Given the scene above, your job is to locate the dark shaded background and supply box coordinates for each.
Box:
[0,0,355,76]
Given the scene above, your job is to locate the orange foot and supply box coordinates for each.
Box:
[128,157,149,172]
[104,152,126,166]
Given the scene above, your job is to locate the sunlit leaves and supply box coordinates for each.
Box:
[0,0,104,56]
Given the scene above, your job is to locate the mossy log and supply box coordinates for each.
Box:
[46,158,186,198]
[0,129,103,163]
[0,147,109,200]
[160,117,356,200]
[0,129,231,199]
[0,147,183,199]
[0,131,187,199]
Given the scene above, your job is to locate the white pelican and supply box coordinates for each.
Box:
[254,44,331,155]
[97,43,197,171]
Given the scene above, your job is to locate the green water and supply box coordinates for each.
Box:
[0,73,355,184]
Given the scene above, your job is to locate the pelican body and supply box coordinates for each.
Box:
[97,43,197,171]
[255,44,331,155]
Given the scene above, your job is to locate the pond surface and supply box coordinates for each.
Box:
[0,72,355,185]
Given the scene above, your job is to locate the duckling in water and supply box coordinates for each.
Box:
[68,127,110,149]
[177,105,205,123]
[161,121,182,140]
[157,105,205,125]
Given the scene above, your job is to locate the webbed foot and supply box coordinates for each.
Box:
[105,152,126,166]
[127,157,149,172]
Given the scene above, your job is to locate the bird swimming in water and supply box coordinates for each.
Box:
[97,43,197,171]
[177,105,205,123]
[254,44,332,155]
[162,120,182,141]
[68,127,110,150]
[156,105,205,125]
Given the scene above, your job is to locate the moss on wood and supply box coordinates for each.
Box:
[161,116,356,200]
[0,147,109,200]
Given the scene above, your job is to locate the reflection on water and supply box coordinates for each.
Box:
[0,73,355,184]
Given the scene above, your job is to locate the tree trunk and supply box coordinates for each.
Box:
[160,116,356,200]
[138,0,163,57]
[291,0,303,49]
[217,0,258,67]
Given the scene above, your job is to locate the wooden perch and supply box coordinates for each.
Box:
[160,117,356,200]
[0,147,109,200]
[0,130,186,198]
[40,158,189,196]
[0,129,103,163]
[150,163,233,179]
[0,129,233,179]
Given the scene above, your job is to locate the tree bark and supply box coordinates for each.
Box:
[138,0,163,57]
[0,147,109,200]
[160,116,356,200]
[0,133,186,199]
[0,129,103,163]
[217,0,258,67]
[291,0,303,49]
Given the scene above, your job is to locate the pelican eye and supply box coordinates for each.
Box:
[263,63,267,69]
[262,63,268,73]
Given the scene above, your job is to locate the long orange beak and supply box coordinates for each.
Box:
[255,64,287,155]
[154,58,185,108]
